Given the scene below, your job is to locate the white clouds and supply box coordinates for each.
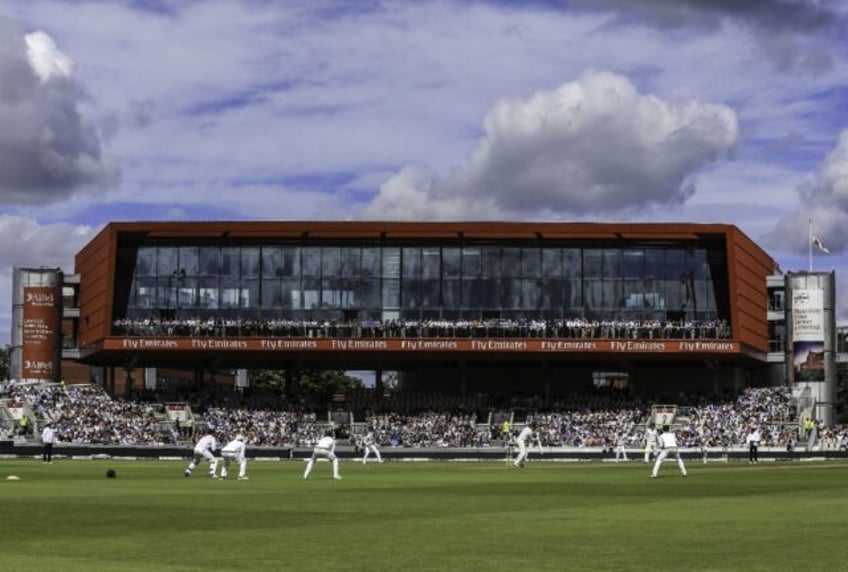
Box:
[574,0,844,33]
[362,165,503,221]
[6,0,838,219]
[0,21,119,203]
[0,0,844,335]
[764,129,848,253]
[361,71,738,220]
[0,215,96,340]
[0,215,94,269]
[24,30,72,82]
[817,130,848,208]
[574,0,846,74]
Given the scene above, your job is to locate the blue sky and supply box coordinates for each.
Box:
[1,0,847,345]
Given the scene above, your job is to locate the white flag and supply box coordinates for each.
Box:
[811,235,830,254]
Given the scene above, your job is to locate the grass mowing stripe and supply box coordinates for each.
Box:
[2,460,848,571]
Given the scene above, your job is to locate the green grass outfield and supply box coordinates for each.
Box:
[2,459,847,572]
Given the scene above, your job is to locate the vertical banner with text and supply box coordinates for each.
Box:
[21,285,58,380]
[791,288,825,382]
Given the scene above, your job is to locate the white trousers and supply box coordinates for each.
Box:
[188,449,218,474]
[304,447,340,479]
[651,447,687,477]
[514,441,529,466]
[220,452,246,478]
[363,444,382,463]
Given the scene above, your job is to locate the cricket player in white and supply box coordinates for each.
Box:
[697,426,710,464]
[614,431,629,462]
[184,432,218,478]
[218,435,249,480]
[361,428,383,464]
[651,425,687,478]
[643,423,658,463]
[512,422,542,468]
[304,431,341,480]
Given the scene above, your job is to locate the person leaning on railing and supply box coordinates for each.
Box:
[110,315,731,340]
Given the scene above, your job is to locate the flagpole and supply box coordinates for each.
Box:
[808,217,813,272]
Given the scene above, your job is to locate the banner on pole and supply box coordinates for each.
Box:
[792,289,825,382]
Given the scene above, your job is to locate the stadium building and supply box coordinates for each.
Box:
[8,221,841,423]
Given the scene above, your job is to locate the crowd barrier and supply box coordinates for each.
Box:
[4,442,846,462]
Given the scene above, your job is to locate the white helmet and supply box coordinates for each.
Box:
[235,434,246,442]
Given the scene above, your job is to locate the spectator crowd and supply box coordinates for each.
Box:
[5,383,178,445]
[112,316,731,340]
[4,381,838,452]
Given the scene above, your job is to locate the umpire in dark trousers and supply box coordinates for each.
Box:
[41,423,56,463]
[746,426,760,464]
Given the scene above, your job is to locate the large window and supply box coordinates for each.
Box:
[362,247,380,277]
[199,248,221,276]
[122,240,726,323]
[341,247,361,277]
[135,247,157,277]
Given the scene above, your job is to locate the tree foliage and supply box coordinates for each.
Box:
[836,363,848,423]
[249,369,363,396]
[0,345,10,381]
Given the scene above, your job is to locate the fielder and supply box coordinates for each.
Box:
[304,430,342,480]
[614,431,629,462]
[651,425,687,478]
[512,422,543,468]
[218,434,249,480]
[184,431,218,478]
[697,426,710,464]
[361,428,383,464]
[643,422,658,463]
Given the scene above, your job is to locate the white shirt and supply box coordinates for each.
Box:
[316,436,335,451]
[194,434,217,453]
[658,431,679,449]
[746,430,761,445]
[363,432,376,446]
[42,427,55,444]
[516,426,534,445]
[222,439,245,457]
[645,428,658,446]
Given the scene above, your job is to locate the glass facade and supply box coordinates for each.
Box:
[118,241,726,323]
